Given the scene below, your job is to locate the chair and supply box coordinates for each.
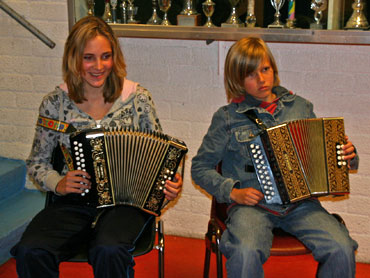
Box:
[203,165,346,278]
[45,191,165,278]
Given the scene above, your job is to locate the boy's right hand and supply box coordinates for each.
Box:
[230,187,264,206]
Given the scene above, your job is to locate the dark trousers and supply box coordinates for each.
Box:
[11,203,152,278]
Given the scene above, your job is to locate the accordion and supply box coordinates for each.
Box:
[247,118,349,205]
[70,127,188,216]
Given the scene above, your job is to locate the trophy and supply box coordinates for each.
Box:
[178,0,201,26]
[147,0,162,24]
[86,0,95,16]
[102,0,112,23]
[158,0,172,25]
[221,0,244,27]
[110,0,118,23]
[127,0,138,23]
[245,0,256,28]
[344,0,369,30]
[202,0,215,27]
[268,0,286,28]
[121,0,127,23]
[310,0,327,29]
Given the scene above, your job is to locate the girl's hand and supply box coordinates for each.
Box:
[164,173,183,201]
[55,170,91,195]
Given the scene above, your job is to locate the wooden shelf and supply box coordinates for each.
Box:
[111,24,370,45]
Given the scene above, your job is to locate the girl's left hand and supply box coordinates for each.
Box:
[164,173,183,201]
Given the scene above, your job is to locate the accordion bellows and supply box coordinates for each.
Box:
[70,127,188,216]
[247,118,349,205]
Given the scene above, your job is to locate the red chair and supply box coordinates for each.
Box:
[203,165,345,278]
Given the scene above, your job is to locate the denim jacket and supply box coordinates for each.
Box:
[191,86,358,212]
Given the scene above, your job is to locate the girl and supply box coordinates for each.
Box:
[11,16,182,278]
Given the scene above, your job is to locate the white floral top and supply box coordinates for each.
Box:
[26,79,162,192]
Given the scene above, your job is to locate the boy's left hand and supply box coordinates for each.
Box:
[164,173,183,201]
[342,136,356,164]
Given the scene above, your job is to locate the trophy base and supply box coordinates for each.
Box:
[268,24,285,28]
[310,23,323,29]
[221,23,245,28]
[177,14,201,26]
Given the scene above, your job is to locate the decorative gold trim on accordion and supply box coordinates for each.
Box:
[70,127,187,216]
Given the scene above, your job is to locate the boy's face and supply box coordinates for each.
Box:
[243,56,275,102]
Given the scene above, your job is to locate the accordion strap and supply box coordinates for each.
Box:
[244,110,267,131]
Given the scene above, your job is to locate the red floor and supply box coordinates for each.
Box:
[1,235,369,278]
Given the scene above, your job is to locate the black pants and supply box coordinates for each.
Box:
[11,203,152,278]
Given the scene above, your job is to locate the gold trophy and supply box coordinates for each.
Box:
[345,0,369,30]
[177,0,201,26]
[202,0,216,27]
[221,0,244,27]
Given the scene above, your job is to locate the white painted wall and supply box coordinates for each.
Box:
[1,0,369,263]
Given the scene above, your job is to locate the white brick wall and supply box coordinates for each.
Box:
[1,0,369,263]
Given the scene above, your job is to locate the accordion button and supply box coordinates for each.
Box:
[73,141,78,145]
[250,144,255,148]
[271,192,275,196]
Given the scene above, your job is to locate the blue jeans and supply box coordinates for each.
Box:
[219,199,358,278]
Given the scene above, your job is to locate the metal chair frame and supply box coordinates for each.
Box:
[45,191,165,278]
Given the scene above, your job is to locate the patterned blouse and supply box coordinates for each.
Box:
[26,79,162,193]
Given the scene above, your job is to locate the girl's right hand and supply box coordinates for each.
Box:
[55,170,91,195]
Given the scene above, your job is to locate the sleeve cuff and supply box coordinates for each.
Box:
[44,170,64,193]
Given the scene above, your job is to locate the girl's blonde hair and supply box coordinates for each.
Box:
[62,16,126,103]
[224,37,280,102]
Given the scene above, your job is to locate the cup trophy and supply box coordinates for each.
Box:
[268,0,286,28]
[127,0,139,23]
[245,0,256,28]
[202,0,215,27]
[177,0,201,26]
[310,0,327,29]
[158,0,172,25]
[147,0,162,24]
[102,0,113,23]
[86,0,95,16]
[344,0,369,30]
[221,0,244,27]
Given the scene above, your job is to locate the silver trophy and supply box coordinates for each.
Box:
[345,0,369,30]
[127,0,138,23]
[268,0,286,28]
[222,0,244,27]
[110,0,118,23]
[147,0,162,24]
[310,0,327,29]
[202,0,215,27]
[158,0,172,25]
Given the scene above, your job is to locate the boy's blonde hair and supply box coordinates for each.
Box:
[224,37,280,102]
[62,16,127,103]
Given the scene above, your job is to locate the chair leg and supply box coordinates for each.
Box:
[203,246,211,278]
[216,244,223,278]
[157,220,165,278]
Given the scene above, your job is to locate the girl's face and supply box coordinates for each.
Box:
[81,35,113,91]
[243,56,275,102]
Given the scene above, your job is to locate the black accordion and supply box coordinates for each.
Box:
[70,127,188,216]
[247,118,350,205]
